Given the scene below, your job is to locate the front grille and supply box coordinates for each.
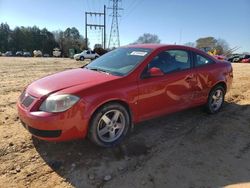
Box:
[22,95,35,107]
[20,92,36,108]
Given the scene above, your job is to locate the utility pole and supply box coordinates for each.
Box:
[108,0,122,49]
[85,5,106,49]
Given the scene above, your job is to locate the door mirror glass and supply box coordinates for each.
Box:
[148,67,164,77]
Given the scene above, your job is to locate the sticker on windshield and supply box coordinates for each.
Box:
[130,51,148,56]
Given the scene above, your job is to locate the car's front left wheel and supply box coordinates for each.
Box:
[88,103,130,147]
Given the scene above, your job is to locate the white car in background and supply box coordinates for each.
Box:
[33,50,42,57]
[74,50,99,61]
[53,48,61,57]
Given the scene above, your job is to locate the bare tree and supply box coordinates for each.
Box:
[53,28,87,57]
[132,33,161,44]
[196,37,217,49]
[196,36,230,55]
[216,38,230,54]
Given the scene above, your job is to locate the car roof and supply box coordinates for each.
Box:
[124,43,198,51]
[123,43,218,62]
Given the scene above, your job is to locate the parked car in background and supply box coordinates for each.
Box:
[33,50,42,57]
[228,54,250,63]
[5,51,13,56]
[17,44,233,147]
[213,55,226,60]
[23,52,32,57]
[242,58,250,63]
[16,51,23,56]
[240,55,250,63]
[74,50,100,61]
[43,53,50,57]
[227,54,240,62]
[53,48,61,57]
[0,52,2,56]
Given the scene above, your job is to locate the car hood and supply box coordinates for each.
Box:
[74,53,81,57]
[26,68,120,97]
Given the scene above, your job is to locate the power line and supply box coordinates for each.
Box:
[123,0,142,19]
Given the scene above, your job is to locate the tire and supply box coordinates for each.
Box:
[205,85,225,114]
[80,56,84,61]
[88,103,130,147]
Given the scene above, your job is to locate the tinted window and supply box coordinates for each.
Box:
[86,48,152,76]
[195,54,214,67]
[148,50,191,74]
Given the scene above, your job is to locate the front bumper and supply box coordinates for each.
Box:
[21,121,62,138]
[17,97,89,141]
[74,56,80,60]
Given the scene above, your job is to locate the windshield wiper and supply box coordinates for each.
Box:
[86,67,111,75]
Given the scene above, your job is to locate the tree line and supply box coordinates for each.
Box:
[0,23,87,57]
[0,22,231,57]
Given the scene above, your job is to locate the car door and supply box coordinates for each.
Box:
[86,50,91,58]
[191,52,218,105]
[91,51,96,59]
[137,49,197,121]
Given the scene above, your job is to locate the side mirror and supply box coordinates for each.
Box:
[148,67,164,77]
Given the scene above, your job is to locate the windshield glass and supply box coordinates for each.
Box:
[85,47,152,76]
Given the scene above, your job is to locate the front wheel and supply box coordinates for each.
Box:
[88,103,130,147]
[80,56,84,61]
[206,85,225,114]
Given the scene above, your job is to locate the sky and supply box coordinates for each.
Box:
[0,0,249,52]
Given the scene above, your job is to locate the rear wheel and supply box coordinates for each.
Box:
[88,103,130,147]
[206,85,225,114]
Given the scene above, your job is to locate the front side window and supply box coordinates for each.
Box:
[86,48,152,76]
[148,50,191,74]
[195,54,214,67]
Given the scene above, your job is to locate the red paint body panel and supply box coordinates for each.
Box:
[17,98,88,141]
[242,58,250,63]
[27,68,120,97]
[17,44,233,141]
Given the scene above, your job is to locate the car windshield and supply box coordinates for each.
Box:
[85,47,152,76]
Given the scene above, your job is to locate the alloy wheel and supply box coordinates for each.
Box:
[211,89,223,111]
[97,110,125,142]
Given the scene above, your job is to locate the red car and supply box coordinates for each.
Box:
[17,44,233,147]
[241,58,250,63]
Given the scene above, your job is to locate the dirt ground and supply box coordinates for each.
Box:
[0,57,250,188]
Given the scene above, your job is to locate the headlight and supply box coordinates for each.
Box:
[39,94,80,113]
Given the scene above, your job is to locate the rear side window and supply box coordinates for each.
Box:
[168,50,189,64]
[195,54,214,67]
